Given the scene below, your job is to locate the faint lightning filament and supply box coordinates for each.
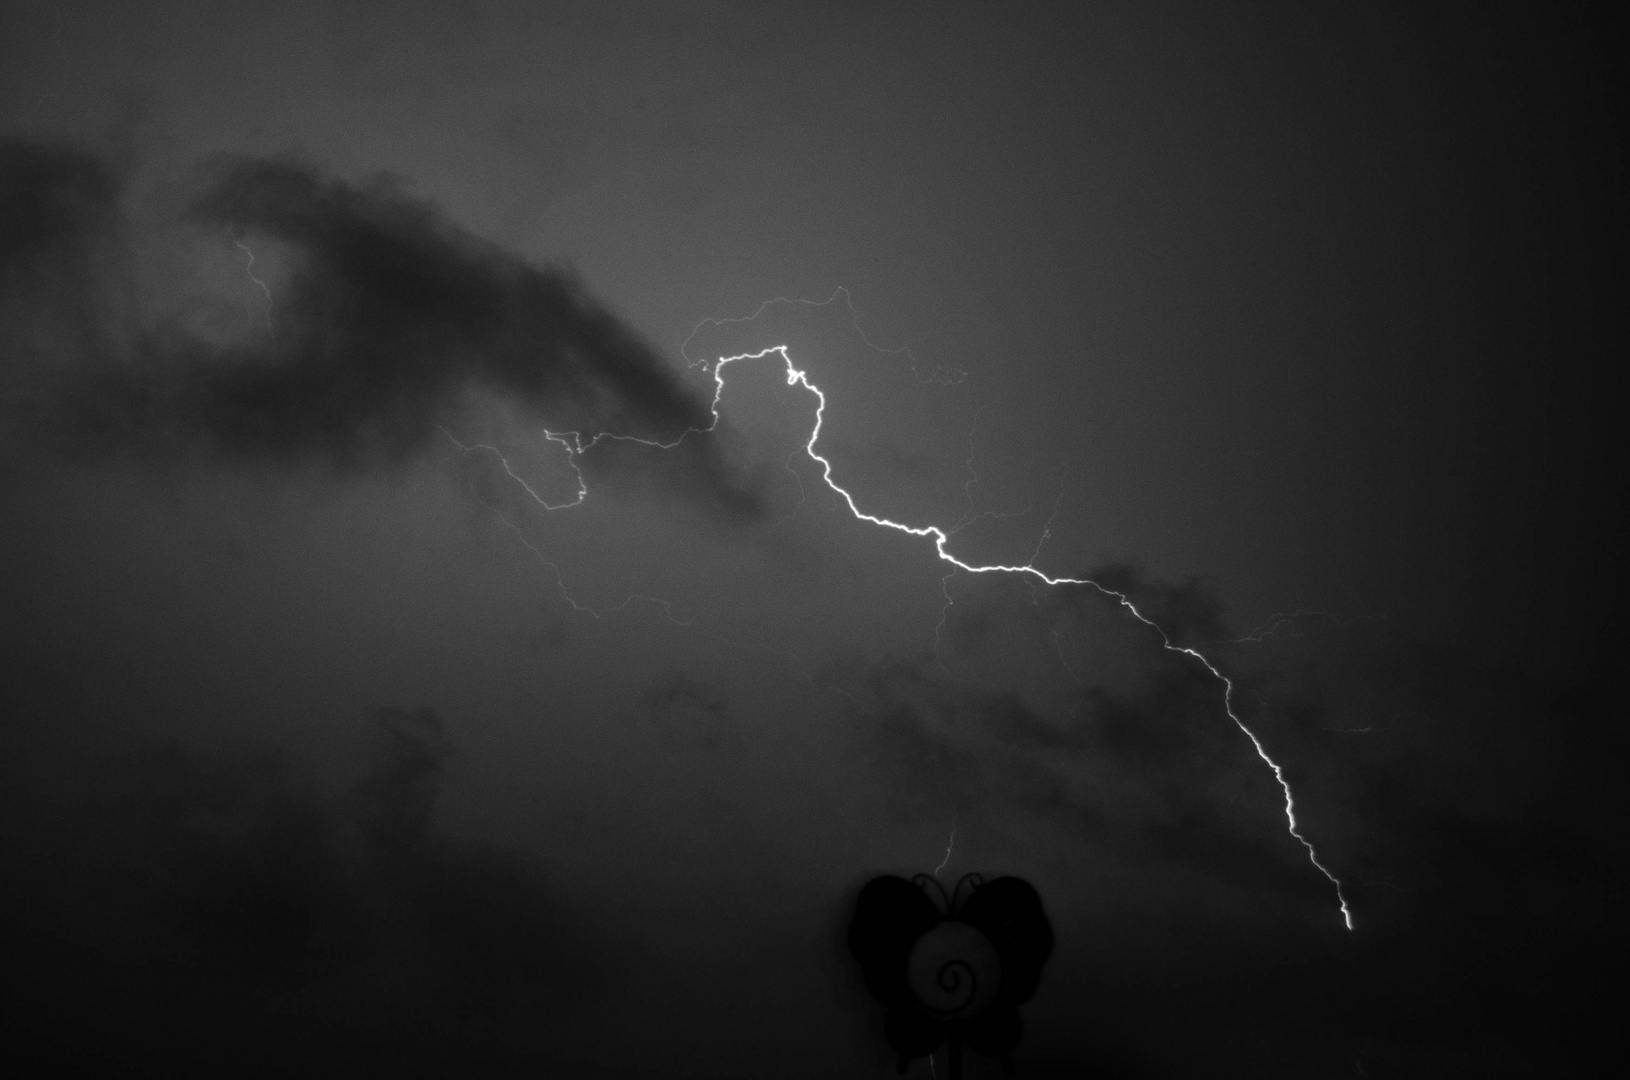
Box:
[934,824,957,879]
[230,227,274,331]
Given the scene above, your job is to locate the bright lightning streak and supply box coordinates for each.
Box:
[692,343,1354,930]
[449,296,1354,929]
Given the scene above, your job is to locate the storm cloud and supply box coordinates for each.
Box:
[0,139,759,519]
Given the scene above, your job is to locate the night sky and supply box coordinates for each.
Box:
[1,4,1620,1076]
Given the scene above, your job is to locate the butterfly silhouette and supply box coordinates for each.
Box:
[849,873,1053,1075]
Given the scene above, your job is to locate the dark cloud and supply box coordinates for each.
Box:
[825,606,1322,909]
[0,139,760,520]
[0,707,621,1075]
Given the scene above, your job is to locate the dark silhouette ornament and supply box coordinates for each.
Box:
[849,873,1053,1076]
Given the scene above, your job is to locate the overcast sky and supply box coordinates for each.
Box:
[1,3,1620,1076]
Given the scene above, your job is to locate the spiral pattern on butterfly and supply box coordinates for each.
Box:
[935,959,977,1007]
[906,920,1002,1020]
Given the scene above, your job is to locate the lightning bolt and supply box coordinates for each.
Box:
[437,426,700,627]
[439,426,586,511]
[934,822,957,879]
[229,227,274,331]
[454,291,1353,929]
[688,341,1354,930]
